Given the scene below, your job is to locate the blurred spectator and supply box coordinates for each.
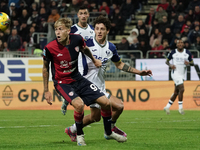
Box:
[171,14,184,34]
[188,25,200,44]
[47,8,60,23]
[19,9,29,24]
[0,0,9,14]
[0,39,3,51]
[138,39,151,58]
[7,28,22,51]
[58,0,68,15]
[155,6,168,23]
[184,40,191,49]
[3,42,8,52]
[194,6,200,20]
[156,0,169,11]
[194,35,200,52]
[162,27,173,44]
[99,1,110,15]
[109,3,118,17]
[120,0,134,23]
[169,10,177,25]
[181,26,190,39]
[109,8,124,37]
[19,21,29,42]
[50,1,58,10]
[186,0,200,13]
[162,39,171,50]
[158,15,170,34]
[24,26,37,54]
[89,1,97,12]
[17,0,28,17]
[67,0,80,13]
[37,18,48,33]
[29,2,38,16]
[117,37,129,50]
[184,9,195,23]
[136,20,147,33]
[27,9,40,26]
[39,7,48,21]
[150,38,164,58]
[33,43,43,56]
[0,32,5,42]
[3,28,10,42]
[150,28,162,47]
[145,7,155,30]
[127,28,139,44]
[149,19,159,36]
[8,2,18,18]
[39,1,51,16]
[190,19,200,30]
[12,19,20,32]
[129,38,140,58]
[166,0,184,15]
[138,29,149,44]
[82,0,90,9]
[181,20,192,33]
[170,31,182,49]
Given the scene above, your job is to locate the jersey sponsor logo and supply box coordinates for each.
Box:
[75,46,79,52]
[92,49,97,52]
[60,60,69,68]
[63,67,76,73]
[57,53,63,57]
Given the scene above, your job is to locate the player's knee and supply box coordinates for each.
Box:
[74,101,84,112]
[114,103,124,112]
[179,88,185,94]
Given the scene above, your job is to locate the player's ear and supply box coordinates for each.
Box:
[67,29,71,34]
[107,30,110,34]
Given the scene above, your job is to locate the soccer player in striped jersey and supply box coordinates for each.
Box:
[164,39,194,115]
[64,15,152,141]
[43,18,127,146]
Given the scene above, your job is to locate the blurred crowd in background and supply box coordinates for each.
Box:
[0,0,200,59]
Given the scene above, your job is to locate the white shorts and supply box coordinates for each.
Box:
[172,76,184,86]
[90,92,110,109]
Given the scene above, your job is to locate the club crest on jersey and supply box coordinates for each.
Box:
[106,50,110,55]
[75,46,79,52]
[69,91,74,96]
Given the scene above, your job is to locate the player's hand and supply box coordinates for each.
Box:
[94,59,102,68]
[44,91,53,105]
[170,65,176,70]
[139,70,153,76]
[184,60,189,65]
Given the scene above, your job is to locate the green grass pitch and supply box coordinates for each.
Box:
[0,110,200,150]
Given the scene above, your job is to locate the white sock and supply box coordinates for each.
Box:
[178,101,183,109]
[166,100,173,108]
[70,123,77,133]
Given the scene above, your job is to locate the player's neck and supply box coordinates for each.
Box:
[95,37,106,45]
[60,36,70,46]
[78,22,87,28]
[177,48,184,52]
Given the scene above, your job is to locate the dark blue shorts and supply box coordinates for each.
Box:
[55,77,105,106]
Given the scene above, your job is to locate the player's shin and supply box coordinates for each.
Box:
[74,111,84,135]
[101,109,112,135]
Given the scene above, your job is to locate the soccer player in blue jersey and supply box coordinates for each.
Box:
[42,18,127,146]
[64,15,152,141]
[164,39,194,115]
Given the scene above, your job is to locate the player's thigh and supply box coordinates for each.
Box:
[95,95,110,109]
[109,95,124,111]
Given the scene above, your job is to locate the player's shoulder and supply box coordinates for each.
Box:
[88,24,94,30]
[85,38,95,47]
[185,49,192,55]
[45,39,57,49]
[170,49,176,54]
[70,24,78,33]
[70,33,82,39]
[108,41,117,51]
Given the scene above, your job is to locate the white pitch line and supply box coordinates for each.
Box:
[0,125,60,129]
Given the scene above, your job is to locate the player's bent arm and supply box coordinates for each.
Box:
[43,60,50,92]
[81,46,102,67]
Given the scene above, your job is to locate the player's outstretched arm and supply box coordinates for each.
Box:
[81,46,102,67]
[43,60,52,105]
[114,61,152,76]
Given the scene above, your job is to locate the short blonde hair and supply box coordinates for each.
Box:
[54,18,72,29]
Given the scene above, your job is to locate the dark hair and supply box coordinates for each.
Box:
[93,15,111,30]
[78,5,89,11]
